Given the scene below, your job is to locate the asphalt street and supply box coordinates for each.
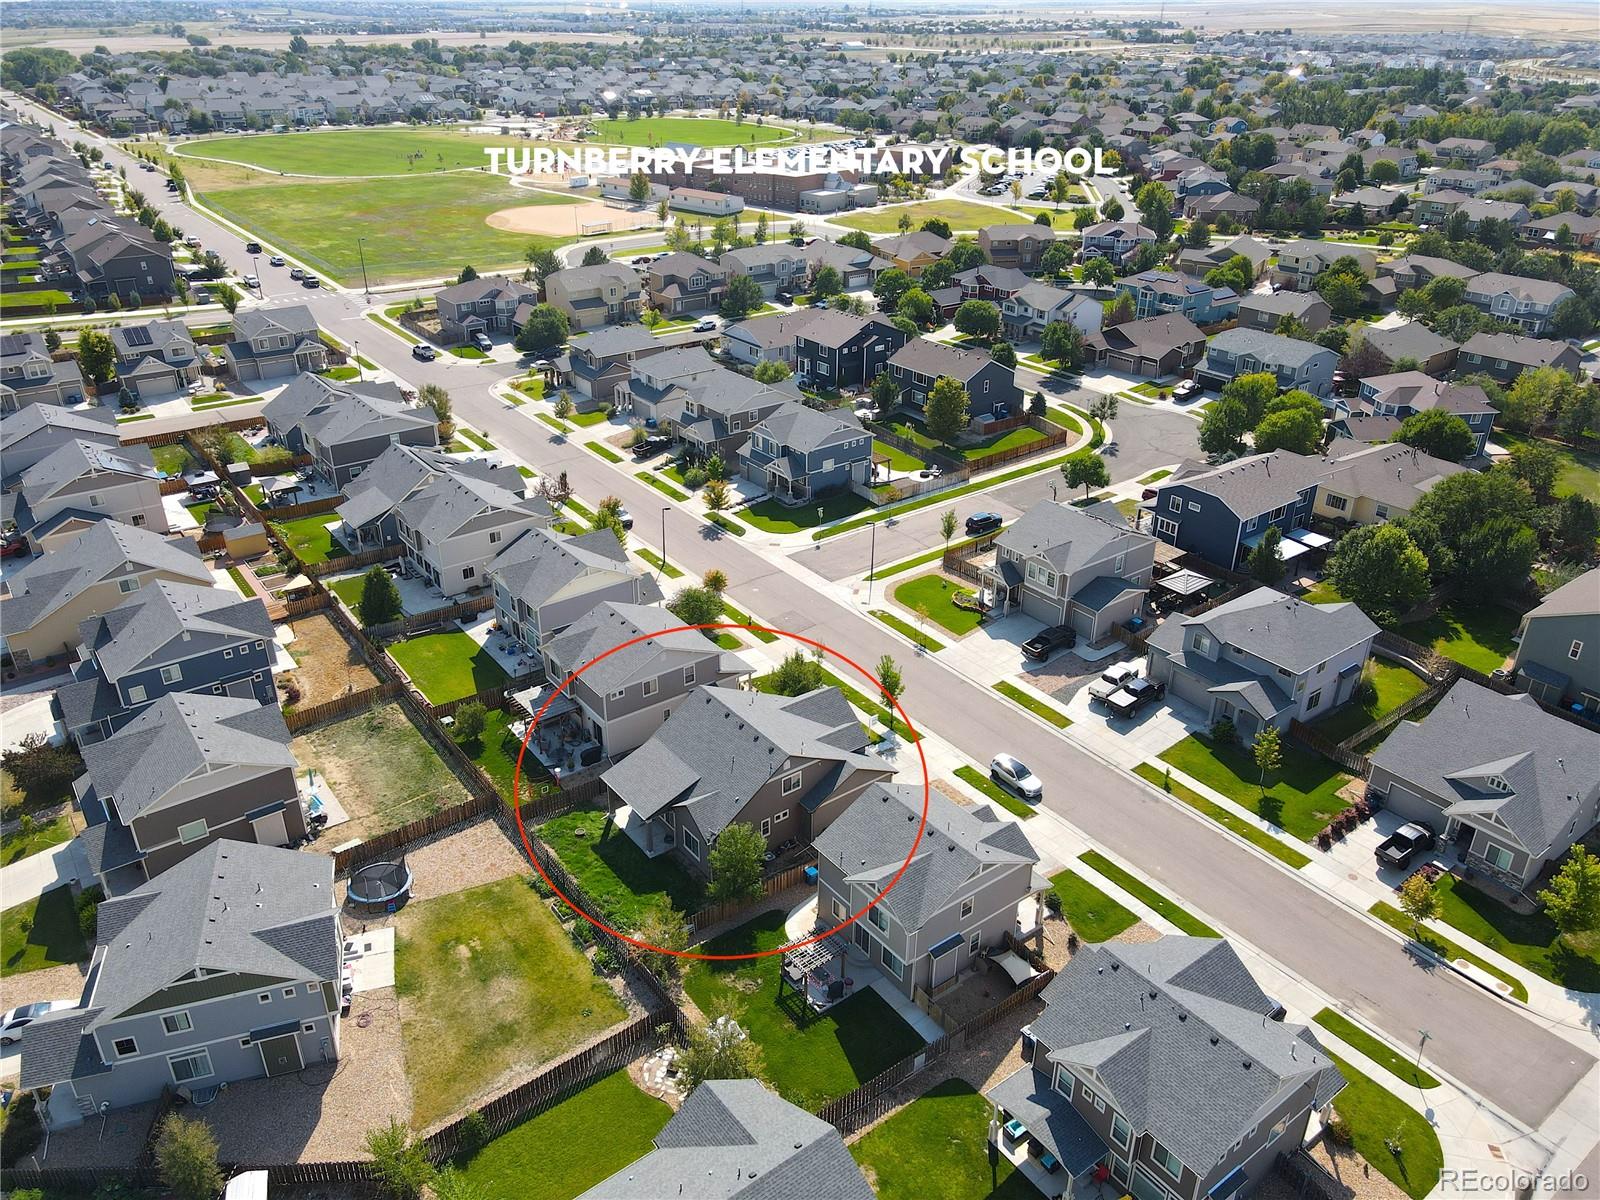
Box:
[15,93,1595,1131]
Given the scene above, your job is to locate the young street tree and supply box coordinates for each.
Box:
[1252,726,1281,796]
[1398,871,1443,933]
[940,508,957,551]
[924,376,970,446]
[669,584,725,628]
[708,822,767,901]
[1537,846,1600,937]
[876,654,904,731]
[1061,449,1108,500]
[358,564,403,626]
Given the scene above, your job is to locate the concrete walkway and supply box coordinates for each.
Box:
[0,837,87,905]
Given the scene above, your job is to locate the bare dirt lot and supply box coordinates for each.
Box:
[486,195,660,237]
[281,612,378,707]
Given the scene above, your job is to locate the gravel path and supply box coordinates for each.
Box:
[0,960,90,1015]
[336,817,529,920]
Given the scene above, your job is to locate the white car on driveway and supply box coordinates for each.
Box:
[2,999,77,1044]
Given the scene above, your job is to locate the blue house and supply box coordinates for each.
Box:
[1194,328,1339,400]
[740,401,873,502]
[1116,271,1240,326]
[56,582,278,745]
[1143,451,1327,572]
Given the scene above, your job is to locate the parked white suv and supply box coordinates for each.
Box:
[989,754,1044,801]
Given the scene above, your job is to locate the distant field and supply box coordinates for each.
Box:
[588,116,794,147]
[831,199,1027,234]
[178,128,525,176]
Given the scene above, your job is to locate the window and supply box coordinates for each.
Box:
[113,1036,138,1057]
[169,1049,213,1084]
[1306,689,1322,710]
[781,771,802,795]
[761,817,771,838]
[1193,632,1212,654]
[1110,1113,1131,1149]
[127,685,147,704]
[161,1012,193,1035]
[682,828,700,859]
[463,566,475,581]
[1324,493,1348,512]
[118,577,140,594]
[1486,844,1514,871]
[1154,516,1178,539]
[1571,640,1585,660]
[683,665,696,686]
[255,641,265,650]
[131,514,146,527]
[1082,1082,1106,1112]
[258,992,272,1004]
[642,677,658,698]
[282,987,296,999]
[773,809,789,823]
[831,897,847,921]
[1151,1141,1183,1180]
[961,896,975,919]
[970,931,981,955]
[1244,515,1259,532]
[1167,494,1182,512]
[880,946,904,978]
[223,649,234,659]
[177,818,208,844]
[90,494,103,507]
[160,664,182,684]
[869,904,888,931]
[1374,504,1390,521]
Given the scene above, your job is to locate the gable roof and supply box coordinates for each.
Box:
[76,579,275,684]
[997,500,1148,574]
[0,521,211,632]
[1153,586,1377,676]
[487,525,660,613]
[545,601,750,692]
[1155,450,1324,518]
[888,337,1001,383]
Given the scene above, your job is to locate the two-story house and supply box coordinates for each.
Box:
[872,229,952,277]
[813,781,1044,1000]
[646,252,727,316]
[985,937,1344,1200]
[1511,568,1600,718]
[601,685,893,874]
[1461,272,1576,335]
[0,521,213,669]
[719,243,810,300]
[19,840,342,1130]
[887,338,1021,422]
[488,525,664,657]
[392,470,552,598]
[1270,242,1376,292]
[1083,315,1208,379]
[560,325,670,403]
[1001,284,1102,342]
[12,439,169,551]
[625,346,726,426]
[656,369,799,462]
[1378,254,1481,293]
[1193,329,1339,399]
[793,312,910,391]
[0,331,87,412]
[979,224,1057,272]
[0,404,117,490]
[1360,322,1460,377]
[109,320,200,401]
[1345,372,1497,456]
[720,311,821,370]
[262,374,439,488]
[1312,441,1467,525]
[223,306,328,382]
[436,275,540,342]
[739,401,873,502]
[983,501,1156,640]
[955,264,1032,303]
[1368,681,1600,889]
[1174,234,1272,282]
[543,263,643,333]
[1144,451,1327,571]
[1456,332,1584,384]
[57,581,278,745]
[335,442,525,550]
[1117,271,1240,326]
[541,601,752,758]
[1236,291,1331,334]
[1080,221,1156,264]
[1147,588,1377,735]
[73,692,305,895]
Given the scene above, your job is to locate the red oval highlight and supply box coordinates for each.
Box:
[511,622,930,961]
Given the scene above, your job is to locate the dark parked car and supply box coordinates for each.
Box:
[0,532,31,559]
[1022,625,1077,661]
[411,343,439,362]
[1101,676,1165,718]
[245,241,262,254]
[302,276,322,289]
[965,511,1003,536]
[1376,823,1436,871]
[1171,379,1200,401]
[631,435,673,459]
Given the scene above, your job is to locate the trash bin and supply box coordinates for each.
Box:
[803,865,818,886]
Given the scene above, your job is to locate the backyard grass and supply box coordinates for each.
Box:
[993,681,1072,729]
[1325,1051,1444,1200]
[1398,601,1522,675]
[539,808,705,930]
[891,574,983,636]
[1079,850,1219,938]
[271,514,348,566]
[684,909,927,1109]
[152,444,195,476]
[388,630,509,704]
[1313,1009,1440,1090]
[1310,661,1431,745]
[873,438,926,472]
[291,703,468,841]
[1,813,72,865]
[454,709,558,804]
[870,608,947,653]
[1048,869,1137,942]
[1368,901,1528,1002]
[326,573,367,613]
[395,876,627,1130]
[458,1068,672,1200]
[1158,734,1352,842]
[738,490,873,532]
[1497,431,1600,502]
[1430,872,1600,992]
[225,565,253,596]
[1301,579,1344,605]
[1132,764,1311,870]
[1,886,87,976]
[832,199,1033,234]
[850,1077,1038,1200]
[883,413,1044,462]
[953,764,1035,820]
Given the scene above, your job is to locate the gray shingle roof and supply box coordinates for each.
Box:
[545,601,751,692]
[336,442,520,532]
[488,525,660,615]
[1151,586,1377,677]
[997,500,1146,574]
[888,337,999,383]
[1154,450,1324,518]
[1207,327,1335,370]
[77,579,275,686]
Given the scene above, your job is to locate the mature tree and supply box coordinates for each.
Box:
[1455,515,1539,597]
[1550,296,1594,341]
[628,170,651,203]
[1554,383,1599,445]
[946,238,986,273]
[452,702,487,744]
[810,264,843,298]
[1398,872,1442,932]
[457,264,479,284]
[592,506,628,549]
[580,245,610,267]
[418,382,452,425]
[1,733,81,804]
[1550,494,1600,558]
[1104,293,1136,327]
[1324,524,1431,625]
[1252,726,1282,796]
[953,299,1001,341]
[633,896,690,980]
[1198,396,1251,456]
[358,565,403,626]
[873,268,912,312]
[924,376,971,446]
[1396,409,1476,462]
[1405,470,1535,591]
[676,1002,767,1090]
[1204,254,1255,295]
[1254,406,1323,455]
[875,654,904,729]
[769,649,825,696]
[720,272,765,320]
[838,230,874,252]
[525,246,562,289]
[1134,180,1176,243]
[1061,449,1109,500]
[154,1115,223,1200]
[1497,367,1573,434]
[76,329,116,384]
[513,303,570,354]
[921,218,953,239]
[1081,256,1115,288]
[365,1119,433,1200]
[669,584,724,628]
[1041,241,1075,278]
[1040,320,1085,369]
[708,822,767,901]
[898,287,935,327]
[1220,372,1280,426]
[1247,524,1284,584]
[752,359,792,383]
[870,370,901,412]
[989,341,1017,368]
[1313,259,1368,318]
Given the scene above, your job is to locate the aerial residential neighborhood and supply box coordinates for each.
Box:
[1,3,1599,1200]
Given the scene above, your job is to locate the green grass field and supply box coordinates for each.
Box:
[180,128,524,176]
[1079,850,1219,938]
[1313,1009,1440,1090]
[1309,660,1431,744]
[1159,734,1353,842]
[1497,431,1600,502]
[851,1078,1037,1200]
[388,630,509,705]
[589,116,791,147]
[832,199,1029,235]
[891,574,983,636]
[1048,869,1137,942]
[271,514,348,566]
[1326,1052,1444,1200]
[1431,872,1600,992]
[1399,602,1523,675]
[953,764,1035,821]
[1,887,87,976]
[1132,764,1311,870]
[539,807,705,930]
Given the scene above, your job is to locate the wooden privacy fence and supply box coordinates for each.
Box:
[685,859,815,936]
[258,493,344,522]
[283,681,403,733]
[1332,676,1450,753]
[864,419,965,474]
[961,416,1076,474]
[362,593,495,642]
[333,792,499,875]
[1287,720,1372,778]
[306,543,402,579]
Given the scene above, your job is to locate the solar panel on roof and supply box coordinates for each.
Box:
[122,326,153,347]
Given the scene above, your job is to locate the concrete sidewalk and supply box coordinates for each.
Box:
[0,837,88,906]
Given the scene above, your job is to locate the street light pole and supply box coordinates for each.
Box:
[357,236,371,300]
[1416,1028,1431,1071]
[866,518,877,604]
[659,506,670,581]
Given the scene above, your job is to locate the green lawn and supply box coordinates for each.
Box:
[1049,869,1137,942]
[870,608,946,653]
[458,1068,672,1200]
[634,548,683,578]
[1,813,72,865]
[891,574,983,636]
[953,764,1035,820]
[589,116,791,148]
[1368,901,1528,1002]
[1314,1009,1440,1090]
[1326,1052,1444,1200]
[388,631,510,705]
[851,1078,1038,1200]
[1310,660,1431,745]
[199,172,578,285]
[738,490,874,533]
[395,877,627,1130]
[1301,579,1345,605]
[1079,850,1219,938]
[458,429,494,451]
[1399,601,1523,675]
[1159,734,1352,842]
[1,886,87,977]
[152,444,195,475]
[539,807,705,930]
[321,365,360,381]
[1431,872,1600,992]
[684,909,927,1110]
[993,681,1071,729]
[454,709,558,804]
[180,128,525,176]
[832,199,1033,234]
[569,408,612,427]
[1497,431,1600,502]
[450,346,490,361]
[873,439,926,472]
[271,514,348,565]
[584,441,623,463]
[637,472,690,502]
[882,414,1044,462]
[1132,764,1311,870]
[326,573,367,614]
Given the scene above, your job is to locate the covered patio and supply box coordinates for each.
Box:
[506,683,602,775]
[986,1064,1111,1199]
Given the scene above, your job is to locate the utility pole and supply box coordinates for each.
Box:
[357,236,371,300]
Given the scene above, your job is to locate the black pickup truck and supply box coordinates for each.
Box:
[1101,676,1165,718]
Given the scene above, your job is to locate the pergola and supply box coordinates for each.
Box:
[778,930,852,1006]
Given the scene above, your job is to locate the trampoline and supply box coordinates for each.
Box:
[348,857,413,909]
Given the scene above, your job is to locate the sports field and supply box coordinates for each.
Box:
[588,116,792,147]
[178,127,519,176]
[830,198,1029,234]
